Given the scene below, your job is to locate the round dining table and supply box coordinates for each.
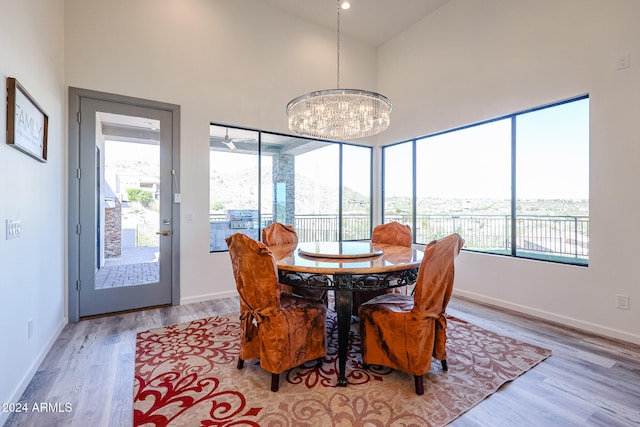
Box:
[269,241,425,386]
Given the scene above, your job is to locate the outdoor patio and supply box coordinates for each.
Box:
[95,246,159,289]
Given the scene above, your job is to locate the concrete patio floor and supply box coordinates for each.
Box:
[95,246,159,289]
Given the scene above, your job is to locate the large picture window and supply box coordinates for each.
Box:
[515,98,589,262]
[415,119,512,250]
[209,126,260,251]
[383,141,413,227]
[342,144,372,240]
[209,126,372,251]
[383,96,589,265]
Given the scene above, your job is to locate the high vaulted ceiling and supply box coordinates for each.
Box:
[257,0,451,47]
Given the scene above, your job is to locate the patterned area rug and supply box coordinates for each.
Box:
[134,311,550,426]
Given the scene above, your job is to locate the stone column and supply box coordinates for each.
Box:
[272,153,295,226]
[105,199,122,258]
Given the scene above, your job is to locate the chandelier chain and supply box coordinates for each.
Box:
[285,0,392,140]
[336,0,340,89]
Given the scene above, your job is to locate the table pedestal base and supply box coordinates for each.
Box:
[334,283,353,386]
[278,267,419,386]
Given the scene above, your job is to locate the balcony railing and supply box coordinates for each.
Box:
[386,214,588,262]
[210,213,589,263]
[209,213,371,242]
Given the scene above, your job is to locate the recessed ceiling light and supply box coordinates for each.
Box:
[341,1,350,10]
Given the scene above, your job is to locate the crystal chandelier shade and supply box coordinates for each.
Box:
[285,1,392,140]
[286,89,391,140]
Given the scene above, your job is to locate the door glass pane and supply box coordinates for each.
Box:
[209,125,260,251]
[342,144,371,240]
[96,112,161,288]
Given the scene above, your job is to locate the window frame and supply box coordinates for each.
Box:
[382,95,589,266]
[209,124,373,252]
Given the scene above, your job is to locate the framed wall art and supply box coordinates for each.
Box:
[6,77,48,162]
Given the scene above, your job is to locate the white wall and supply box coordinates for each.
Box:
[0,0,66,421]
[64,0,379,305]
[64,0,640,343]
[0,1,637,414]
[377,0,640,343]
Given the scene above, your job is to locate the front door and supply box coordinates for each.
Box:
[69,89,180,319]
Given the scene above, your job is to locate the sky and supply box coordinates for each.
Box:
[208,96,589,208]
[386,97,589,200]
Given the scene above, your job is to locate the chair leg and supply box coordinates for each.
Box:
[414,375,424,395]
[270,373,279,392]
[441,359,448,371]
[237,358,244,369]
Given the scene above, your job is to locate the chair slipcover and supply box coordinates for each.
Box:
[261,222,298,295]
[358,233,464,394]
[353,221,413,314]
[262,222,326,302]
[262,222,298,247]
[226,233,327,391]
[371,221,412,247]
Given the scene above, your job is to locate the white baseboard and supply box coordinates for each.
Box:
[0,316,67,427]
[454,289,640,345]
[180,290,238,306]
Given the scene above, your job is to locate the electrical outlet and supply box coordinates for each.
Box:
[615,294,630,310]
[28,319,33,338]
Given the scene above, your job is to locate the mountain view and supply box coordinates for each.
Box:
[210,165,587,217]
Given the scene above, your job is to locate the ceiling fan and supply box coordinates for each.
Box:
[220,128,237,150]
[210,128,256,151]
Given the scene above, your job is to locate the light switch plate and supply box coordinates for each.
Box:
[6,219,21,239]
[617,52,630,70]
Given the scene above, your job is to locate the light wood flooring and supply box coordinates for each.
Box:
[4,295,640,427]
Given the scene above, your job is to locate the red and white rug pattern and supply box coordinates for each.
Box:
[134,312,550,426]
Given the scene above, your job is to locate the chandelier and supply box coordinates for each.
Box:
[286,1,392,140]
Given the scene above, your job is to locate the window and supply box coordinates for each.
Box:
[383,141,414,227]
[416,119,511,250]
[209,126,259,251]
[342,144,372,240]
[515,98,589,263]
[383,96,589,265]
[290,139,340,242]
[209,125,372,251]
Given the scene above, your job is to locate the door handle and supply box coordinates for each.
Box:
[156,230,171,236]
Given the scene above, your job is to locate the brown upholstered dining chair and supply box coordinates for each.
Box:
[261,222,298,295]
[371,221,413,247]
[352,221,413,314]
[226,233,327,392]
[358,233,464,395]
[262,221,298,247]
[262,222,326,303]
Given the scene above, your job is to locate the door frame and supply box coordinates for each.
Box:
[68,87,181,322]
